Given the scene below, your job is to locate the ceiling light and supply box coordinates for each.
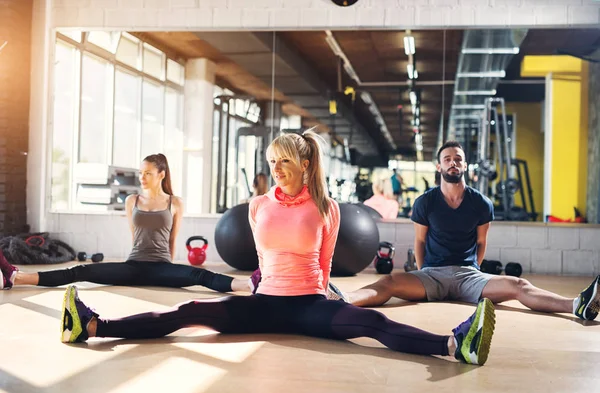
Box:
[453,104,486,109]
[404,36,415,55]
[454,89,497,96]
[454,114,482,119]
[409,91,417,105]
[461,48,519,55]
[456,71,506,78]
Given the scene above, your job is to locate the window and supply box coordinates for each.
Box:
[58,30,83,43]
[164,88,184,196]
[113,69,141,168]
[51,41,78,210]
[167,59,184,85]
[50,31,185,212]
[211,92,264,211]
[141,80,165,159]
[87,32,119,53]
[143,43,165,80]
[79,53,111,164]
[116,33,140,69]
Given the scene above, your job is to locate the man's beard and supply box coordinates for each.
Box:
[441,168,463,183]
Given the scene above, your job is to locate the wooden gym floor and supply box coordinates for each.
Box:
[1,261,599,393]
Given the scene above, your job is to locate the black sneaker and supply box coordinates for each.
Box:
[574,275,600,320]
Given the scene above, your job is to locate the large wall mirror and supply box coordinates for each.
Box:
[48,28,600,224]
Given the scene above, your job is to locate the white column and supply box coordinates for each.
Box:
[183,58,216,214]
[543,74,553,220]
[27,0,52,231]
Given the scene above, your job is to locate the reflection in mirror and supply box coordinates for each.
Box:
[49,28,600,224]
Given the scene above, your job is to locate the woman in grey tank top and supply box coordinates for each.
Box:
[2,154,240,292]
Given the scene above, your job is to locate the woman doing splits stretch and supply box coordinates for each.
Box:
[59,130,497,365]
[0,154,241,293]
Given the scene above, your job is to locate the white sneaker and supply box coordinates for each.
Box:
[326,282,349,303]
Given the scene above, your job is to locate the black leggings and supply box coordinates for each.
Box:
[96,295,450,356]
[37,261,234,293]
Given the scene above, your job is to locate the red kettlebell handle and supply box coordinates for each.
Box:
[186,236,208,251]
[377,241,395,259]
[25,235,46,247]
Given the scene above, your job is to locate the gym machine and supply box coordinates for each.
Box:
[470,97,537,221]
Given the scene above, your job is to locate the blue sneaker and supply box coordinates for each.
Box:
[61,285,98,343]
[452,298,496,365]
[574,275,600,320]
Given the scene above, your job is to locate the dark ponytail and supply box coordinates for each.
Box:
[143,153,173,195]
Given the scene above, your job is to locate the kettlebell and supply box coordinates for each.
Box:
[186,236,208,266]
[374,241,395,274]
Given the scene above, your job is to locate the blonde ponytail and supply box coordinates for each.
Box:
[301,130,330,219]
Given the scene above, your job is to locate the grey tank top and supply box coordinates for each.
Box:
[127,195,173,263]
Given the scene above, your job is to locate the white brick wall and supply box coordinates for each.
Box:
[562,250,596,276]
[531,249,562,275]
[580,228,600,250]
[48,0,600,29]
[500,248,532,273]
[549,227,580,250]
[48,213,223,263]
[376,222,397,244]
[488,225,518,247]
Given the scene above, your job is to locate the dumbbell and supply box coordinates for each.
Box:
[404,248,417,272]
[480,259,522,277]
[76,252,104,263]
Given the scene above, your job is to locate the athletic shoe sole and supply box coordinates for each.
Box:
[577,277,600,320]
[61,285,83,343]
[461,298,496,365]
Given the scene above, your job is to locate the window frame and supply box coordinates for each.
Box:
[50,32,185,212]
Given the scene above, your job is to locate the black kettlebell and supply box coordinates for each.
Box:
[374,241,395,274]
[91,253,104,263]
[77,252,87,262]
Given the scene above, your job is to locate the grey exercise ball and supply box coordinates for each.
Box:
[214,203,258,271]
[332,203,380,276]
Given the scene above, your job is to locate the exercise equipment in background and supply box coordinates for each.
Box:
[214,202,381,275]
[468,97,537,221]
[0,232,77,265]
[354,202,383,221]
[374,241,395,274]
[480,259,522,277]
[214,203,258,271]
[331,203,380,276]
[404,248,417,272]
[76,252,104,263]
[186,236,208,266]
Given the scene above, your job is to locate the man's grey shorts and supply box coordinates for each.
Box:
[408,266,495,303]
